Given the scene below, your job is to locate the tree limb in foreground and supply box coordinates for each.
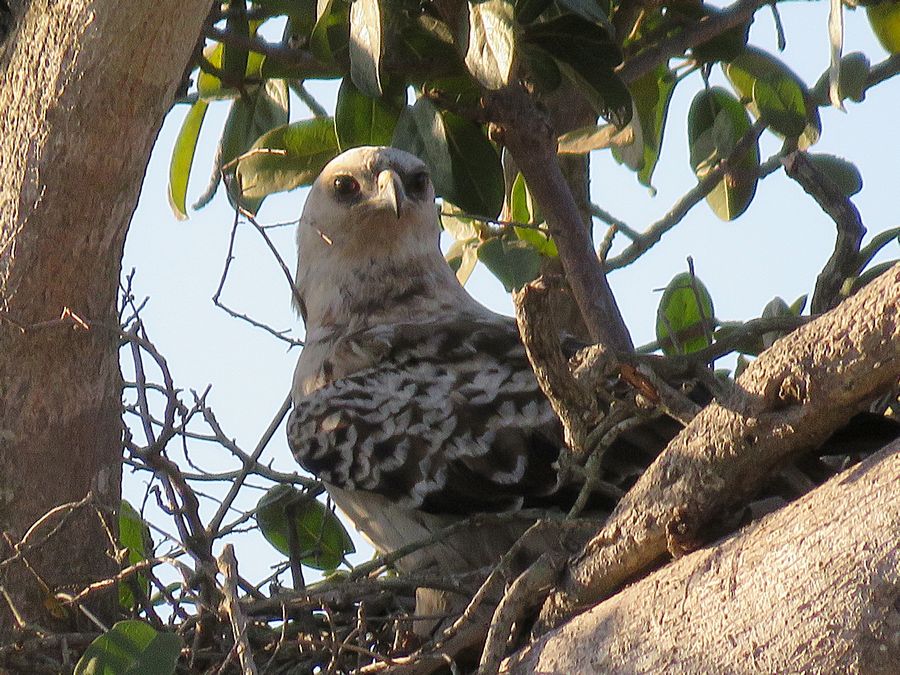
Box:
[505,442,900,673]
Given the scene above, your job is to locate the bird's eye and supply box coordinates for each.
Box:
[333,175,360,197]
[405,171,429,196]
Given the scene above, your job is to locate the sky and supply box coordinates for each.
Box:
[121,4,898,586]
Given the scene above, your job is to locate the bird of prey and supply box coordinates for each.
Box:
[286,146,665,582]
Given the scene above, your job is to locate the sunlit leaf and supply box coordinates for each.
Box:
[724,48,818,142]
[168,99,209,220]
[477,237,542,291]
[462,0,516,89]
[198,43,266,100]
[446,237,480,285]
[867,1,900,53]
[236,117,340,199]
[74,620,181,675]
[613,65,676,186]
[828,0,845,109]
[255,485,355,570]
[335,77,405,151]
[656,271,715,356]
[557,123,632,154]
[349,0,383,97]
[509,173,557,256]
[687,87,759,221]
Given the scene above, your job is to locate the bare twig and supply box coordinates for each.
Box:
[218,545,258,675]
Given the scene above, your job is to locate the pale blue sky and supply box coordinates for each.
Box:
[122,5,898,584]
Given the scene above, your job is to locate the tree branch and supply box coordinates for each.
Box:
[507,443,900,672]
[536,262,900,631]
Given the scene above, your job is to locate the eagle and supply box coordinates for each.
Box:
[284,146,673,585]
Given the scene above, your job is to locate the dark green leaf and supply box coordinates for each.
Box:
[556,0,612,28]
[477,237,542,291]
[613,65,676,186]
[310,0,350,67]
[520,43,562,92]
[196,79,290,212]
[656,271,715,356]
[687,87,759,221]
[118,501,151,611]
[461,0,516,89]
[524,15,631,126]
[856,226,900,271]
[236,117,340,199]
[392,98,504,217]
[806,153,863,197]
[724,48,818,141]
[335,77,405,151]
[349,0,383,97]
[691,7,750,63]
[74,620,181,675]
[515,0,552,24]
[256,485,355,570]
[168,99,209,220]
[223,0,250,87]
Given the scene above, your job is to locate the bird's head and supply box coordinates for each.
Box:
[295,146,466,330]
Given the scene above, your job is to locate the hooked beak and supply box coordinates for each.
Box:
[376,169,406,219]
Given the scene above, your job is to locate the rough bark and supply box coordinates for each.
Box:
[0,0,211,637]
[538,262,900,630]
[504,442,900,673]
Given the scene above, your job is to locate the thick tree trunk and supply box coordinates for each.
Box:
[504,441,900,673]
[0,0,211,637]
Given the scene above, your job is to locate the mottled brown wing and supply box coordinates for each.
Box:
[287,317,568,515]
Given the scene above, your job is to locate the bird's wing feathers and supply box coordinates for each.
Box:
[288,316,567,514]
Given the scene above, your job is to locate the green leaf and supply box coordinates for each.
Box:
[806,153,863,197]
[118,501,151,611]
[168,99,209,220]
[74,620,181,675]
[335,77,405,151]
[556,0,612,28]
[349,0,383,97]
[236,117,340,199]
[198,43,265,100]
[867,2,900,54]
[196,78,290,212]
[520,43,562,92]
[524,15,631,126]
[687,87,759,221]
[392,98,504,217]
[856,226,900,271]
[310,0,350,67]
[255,485,355,570]
[724,48,818,142]
[691,7,750,63]
[811,51,870,105]
[461,0,516,89]
[446,237,480,285]
[515,0,552,24]
[510,173,557,256]
[477,237,542,291]
[656,271,715,356]
[557,123,630,154]
[223,0,250,87]
[613,65,676,187]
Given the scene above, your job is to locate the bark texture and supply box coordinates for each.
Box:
[505,442,900,673]
[0,0,211,636]
[539,263,900,629]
